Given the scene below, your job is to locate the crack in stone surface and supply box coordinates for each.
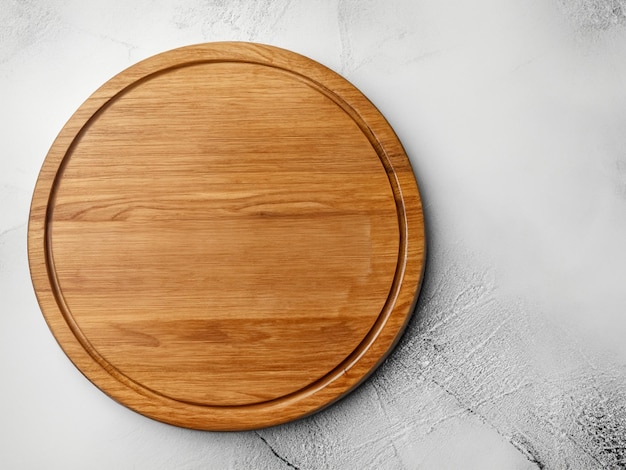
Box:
[427,375,545,469]
[509,435,546,470]
[255,432,300,470]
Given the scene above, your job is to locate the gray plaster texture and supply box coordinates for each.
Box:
[2,1,626,469]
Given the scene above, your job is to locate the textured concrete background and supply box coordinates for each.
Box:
[2,1,626,469]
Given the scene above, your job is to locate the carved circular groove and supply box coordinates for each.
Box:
[28,42,425,430]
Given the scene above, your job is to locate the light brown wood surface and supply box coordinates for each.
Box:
[28,42,425,430]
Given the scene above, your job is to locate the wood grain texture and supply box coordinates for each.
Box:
[28,42,425,430]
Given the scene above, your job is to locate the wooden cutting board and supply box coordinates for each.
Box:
[28,42,425,431]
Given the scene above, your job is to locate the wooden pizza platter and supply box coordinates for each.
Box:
[28,42,425,431]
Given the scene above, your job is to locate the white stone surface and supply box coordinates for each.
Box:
[2,1,626,469]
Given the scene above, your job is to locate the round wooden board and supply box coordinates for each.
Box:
[28,42,425,431]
